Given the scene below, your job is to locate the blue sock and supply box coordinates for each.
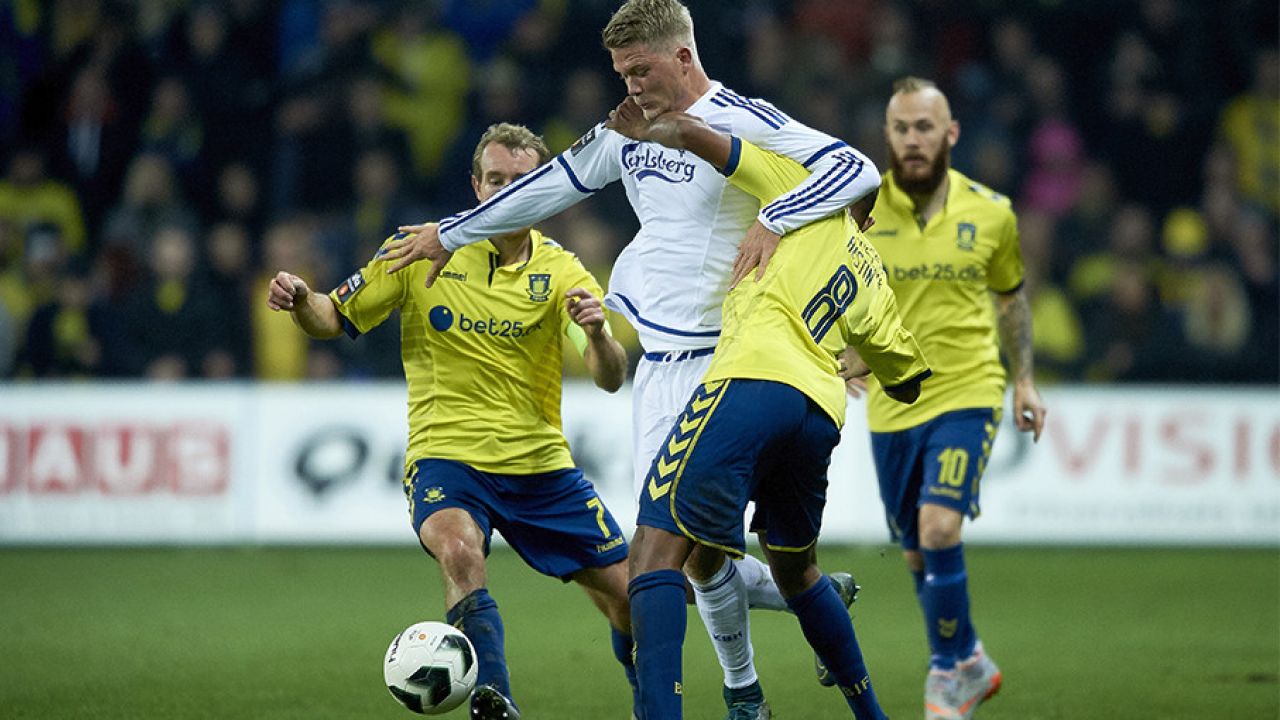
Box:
[787,576,888,720]
[446,589,512,701]
[629,570,687,720]
[911,567,926,602]
[611,627,642,719]
[921,544,977,670]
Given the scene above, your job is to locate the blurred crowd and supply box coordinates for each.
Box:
[0,0,1275,383]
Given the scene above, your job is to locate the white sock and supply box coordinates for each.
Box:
[733,554,788,611]
[691,557,758,689]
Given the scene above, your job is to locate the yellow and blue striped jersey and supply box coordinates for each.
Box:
[863,168,1023,432]
[703,138,930,427]
[330,229,604,475]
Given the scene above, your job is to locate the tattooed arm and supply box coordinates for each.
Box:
[994,288,1047,441]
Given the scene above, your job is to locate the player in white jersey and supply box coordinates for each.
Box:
[383,2,879,716]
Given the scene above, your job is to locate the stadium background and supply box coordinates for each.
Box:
[1,1,1277,719]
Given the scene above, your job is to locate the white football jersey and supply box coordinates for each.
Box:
[438,81,880,352]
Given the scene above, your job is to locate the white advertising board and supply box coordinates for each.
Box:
[1,383,1276,546]
[0,384,252,543]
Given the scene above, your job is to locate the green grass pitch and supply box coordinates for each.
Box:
[1,545,1276,719]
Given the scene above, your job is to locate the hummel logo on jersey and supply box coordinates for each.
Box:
[647,380,727,501]
[622,144,696,183]
[439,270,468,282]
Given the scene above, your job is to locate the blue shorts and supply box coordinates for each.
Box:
[636,379,841,557]
[870,407,1000,550]
[407,459,628,580]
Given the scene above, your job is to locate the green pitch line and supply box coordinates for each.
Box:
[0,545,1275,719]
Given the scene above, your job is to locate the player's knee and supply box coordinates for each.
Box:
[430,535,486,578]
[683,544,726,584]
[917,503,964,549]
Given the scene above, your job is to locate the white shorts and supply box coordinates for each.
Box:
[631,349,717,498]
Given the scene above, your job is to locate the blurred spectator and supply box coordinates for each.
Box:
[1082,261,1190,382]
[43,67,137,233]
[1217,48,1279,215]
[543,68,610,154]
[0,147,87,257]
[1018,209,1085,382]
[170,1,273,173]
[4,223,75,375]
[207,161,266,238]
[204,222,254,378]
[19,259,110,378]
[139,76,206,190]
[118,223,221,380]
[102,153,198,252]
[1054,162,1120,281]
[372,3,470,183]
[1021,117,1086,219]
[1070,204,1160,303]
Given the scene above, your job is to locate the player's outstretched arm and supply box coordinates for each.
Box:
[265,271,343,339]
[994,288,1047,441]
[566,288,627,393]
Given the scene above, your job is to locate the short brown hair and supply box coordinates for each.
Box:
[892,76,940,95]
[602,0,695,52]
[471,123,551,180]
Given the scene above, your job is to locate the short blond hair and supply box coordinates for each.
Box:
[602,0,695,52]
[892,76,940,96]
[471,123,550,179]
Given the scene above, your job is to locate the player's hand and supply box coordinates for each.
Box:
[730,221,781,289]
[606,97,652,140]
[838,347,870,398]
[1013,377,1047,442]
[385,223,454,287]
[565,288,607,337]
[267,271,309,311]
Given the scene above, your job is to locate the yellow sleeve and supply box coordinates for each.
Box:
[843,285,931,390]
[987,209,1025,293]
[724,138,812,204]
[329,236,411,337]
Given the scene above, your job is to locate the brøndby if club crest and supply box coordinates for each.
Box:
[955,222,977,251]
[526,273,551,302]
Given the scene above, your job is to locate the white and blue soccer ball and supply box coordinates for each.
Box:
[384,621,477,715]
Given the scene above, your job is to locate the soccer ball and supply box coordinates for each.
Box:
[384,621,478,714]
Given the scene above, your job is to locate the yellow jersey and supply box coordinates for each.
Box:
[863,168,1023,432]
[703,138,930,427]
[330,229,603,474]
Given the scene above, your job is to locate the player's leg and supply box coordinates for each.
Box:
[408,460,516,715]
[484,467,635,718]
[630,378,773,720]
[763,546,886,720]
[628,525,696,720]
[573,560,642,718]
[913,408,1002,719]
[635,356,777,718]
[685,544,768,717]
[755,391,888,720]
